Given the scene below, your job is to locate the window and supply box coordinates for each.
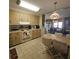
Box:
[53,21,63,28]
[58,22,63,28]
[53,21,58,28]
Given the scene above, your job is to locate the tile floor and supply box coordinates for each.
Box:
[10,37,54,59]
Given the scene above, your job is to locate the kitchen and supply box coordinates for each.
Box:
[9,9,41,47]
[9,0,70,59]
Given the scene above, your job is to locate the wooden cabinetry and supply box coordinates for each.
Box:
[19,13,30,22]
[9,32,22,47]
[33,16,39,25]
[29,15,34,25]
[9,10,39,25]
[31,29,41,39]
[29,15,39,25]
[9,11,19,25]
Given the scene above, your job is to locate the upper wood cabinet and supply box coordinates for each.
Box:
[9,11,19,25]
[19,13,29,22]
[35,16,39,25]
[29,15,39,25]
[9,10,40,25]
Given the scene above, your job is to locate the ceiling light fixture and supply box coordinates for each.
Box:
[50,2,60,19]
[17,0,40,12]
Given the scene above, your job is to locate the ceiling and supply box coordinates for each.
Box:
[9,0,70,15]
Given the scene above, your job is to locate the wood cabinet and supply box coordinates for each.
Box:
[19,13,30,22]
[31,29,41,39]
[9,32,22,47]
[30,15,39,25]
[34,16,39,25]
[29,15,34,25]
[9,10,39,25]
[9,11,19,25]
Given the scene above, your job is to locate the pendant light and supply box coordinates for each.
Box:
[50,2,60,20]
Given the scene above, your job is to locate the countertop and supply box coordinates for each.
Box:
[10,29,41,33]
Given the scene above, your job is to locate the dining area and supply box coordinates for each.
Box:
[42,33,70,59]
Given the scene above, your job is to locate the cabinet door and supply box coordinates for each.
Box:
[33,16,37,25]
[9,32,22,46]
[9,33,16,46]
[29,15,39,25]
[36,29,41,37]
[10,11,19,25]
[26,14,30,22]
[9,33,14,46]
[33,16,36,25]
[35,16,39,25]
[29,15,34,25]
[32,30,36,39]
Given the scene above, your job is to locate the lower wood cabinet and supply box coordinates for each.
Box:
[9,29,41,47]
[9,32,22,47]
[31,29,41,39]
